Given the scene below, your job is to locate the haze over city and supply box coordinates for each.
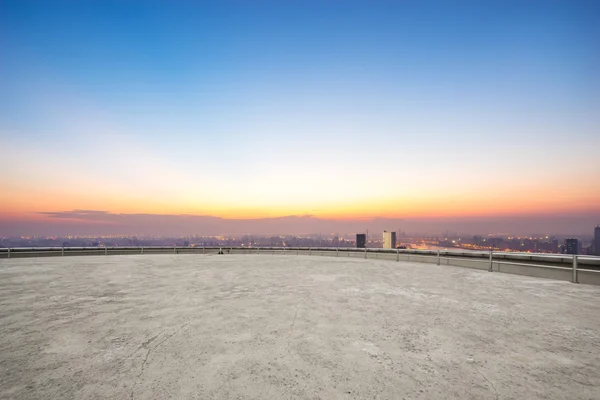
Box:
[1,0,599,237]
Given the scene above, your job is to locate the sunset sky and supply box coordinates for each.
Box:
[1,0,599,235]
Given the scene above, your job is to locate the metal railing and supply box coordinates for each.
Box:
[1,246,599,285]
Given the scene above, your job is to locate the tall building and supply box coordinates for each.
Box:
[565,238,579,255]
[356,234,366,248]
[551,238,559,253]
[383,231,397,249]
[594,226,600,256]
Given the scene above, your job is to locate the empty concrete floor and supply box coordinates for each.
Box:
[1,255,600,400]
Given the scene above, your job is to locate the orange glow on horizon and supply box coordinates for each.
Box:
[2,189,599,222]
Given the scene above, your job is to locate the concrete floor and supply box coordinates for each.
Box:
[1,255,600,400]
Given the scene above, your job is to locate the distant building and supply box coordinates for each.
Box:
[383,231,396,249]
[565,238,579,255]
[551,238,559,253]
[356,234,366,248]
[489,238,502,248]
[594,226,600,256]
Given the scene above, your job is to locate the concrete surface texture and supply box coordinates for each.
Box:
[1,255,599,400]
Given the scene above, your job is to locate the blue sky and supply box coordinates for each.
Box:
[1,0,599,233]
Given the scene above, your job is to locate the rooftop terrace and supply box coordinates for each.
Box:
[1,254,600,399]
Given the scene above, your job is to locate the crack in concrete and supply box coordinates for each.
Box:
[151,322,190,351]
[141,329,165,349]
[474,368,499,400]
[130,346,154,399]
[130,323,190,400]
[286,300,302,355]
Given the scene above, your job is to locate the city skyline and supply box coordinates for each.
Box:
[1,1,599,235]
[1,229,597,256]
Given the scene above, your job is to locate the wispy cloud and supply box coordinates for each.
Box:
[38,210,111,219]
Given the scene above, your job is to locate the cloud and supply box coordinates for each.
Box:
[38,210,111,219]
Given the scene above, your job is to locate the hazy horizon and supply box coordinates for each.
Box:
[0,209,598,237]
[1,1,599,235]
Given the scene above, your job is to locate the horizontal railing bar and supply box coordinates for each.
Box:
[438,256,482,261]
[494,260,573,271]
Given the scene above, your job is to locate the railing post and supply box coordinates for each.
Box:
[105,247,108,255]
[203,246,205,254]
[397,248,399,262]
[7,248,10,259]
[364,247,367,259]
[489,251,493,272]
[61,247,64,256]
[257,247,260,255]
[174,246,176,254]
[141,246,144,255]
[309,247,311,256]
[572,255,578,283]
[437,250,440,265]
[337,247,339,257]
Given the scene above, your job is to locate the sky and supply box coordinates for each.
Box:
[1,0,599,236]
